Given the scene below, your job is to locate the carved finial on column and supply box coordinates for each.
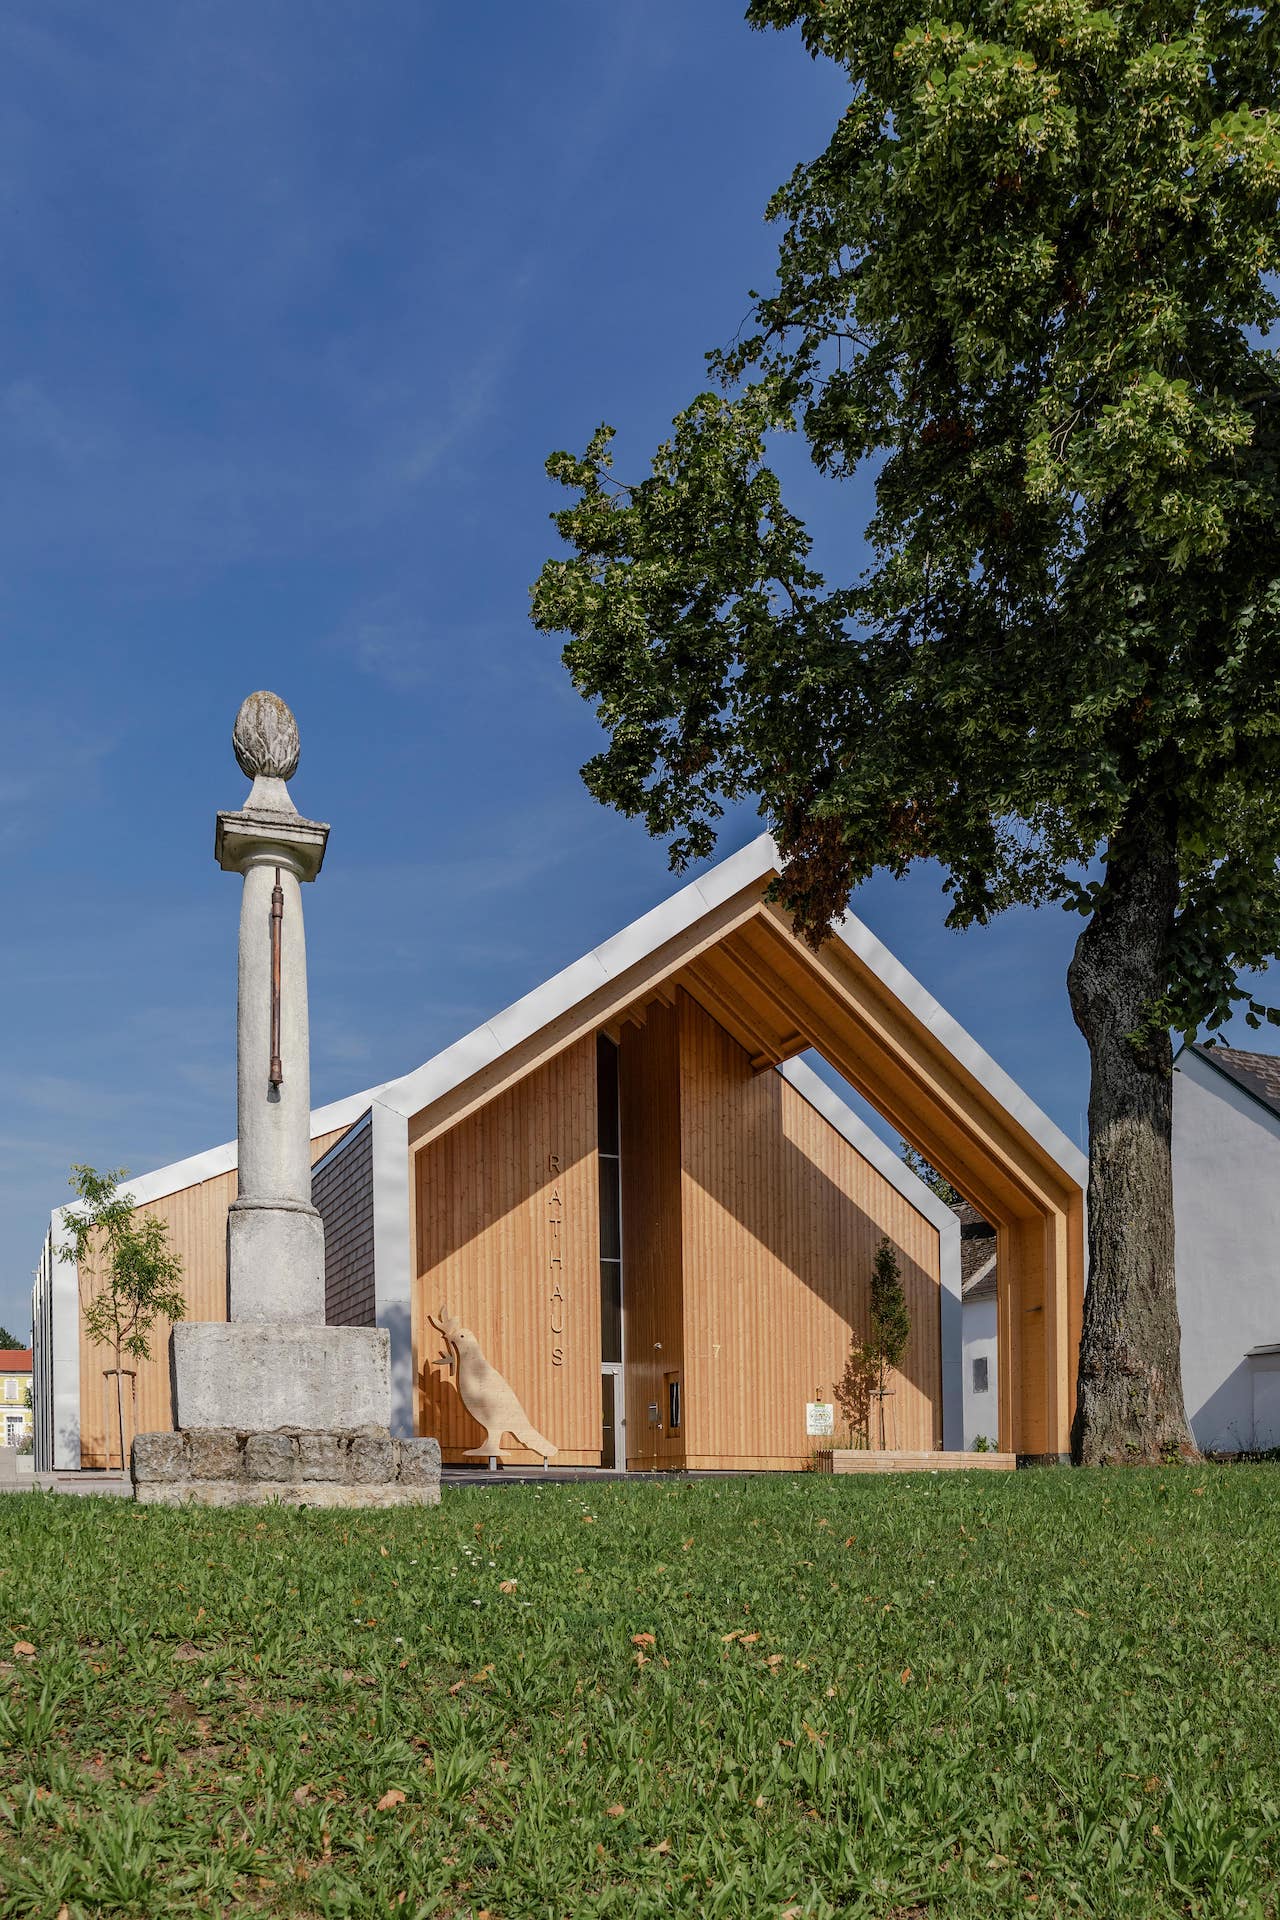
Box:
[232,691,301,814]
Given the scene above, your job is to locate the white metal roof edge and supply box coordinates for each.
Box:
[830,904,1089,1190]
[374,834,781,1120]
[56,829,1084,1219]
[778,1057,962,1241]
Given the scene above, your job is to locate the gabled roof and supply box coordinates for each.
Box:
[63,832,1086,1216]
[1189,1043,1280,1123]
[0,1351,32,1371]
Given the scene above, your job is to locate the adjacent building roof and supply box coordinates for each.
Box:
[0,1351,32,1372]
[1189,1044,1280,1122]
[952,1200,997,1302]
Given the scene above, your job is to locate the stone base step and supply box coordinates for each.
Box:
[136,1479,439,1508]
[132,1426,441,1507]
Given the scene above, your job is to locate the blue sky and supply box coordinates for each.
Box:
[0,4,1265,1336]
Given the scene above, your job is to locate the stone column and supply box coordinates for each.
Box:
[148,690,437,1500]
[216,693,329,1323]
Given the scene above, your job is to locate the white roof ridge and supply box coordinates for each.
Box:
[53,827,1085,1217]
[828,902,1089,1189]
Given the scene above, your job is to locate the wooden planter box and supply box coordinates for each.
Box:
[826,1448,1016,1473]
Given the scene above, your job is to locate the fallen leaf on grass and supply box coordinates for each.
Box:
[740,1632,761,1645]
[292,1785,313,1806]
[377,1788,407,1811]
[606,1803,626,1818]
[650,1837,672,1855]
[498,1579,518,1593]
[12,1642,35,1658]
[900,1667,913,1685]
[765,1653,785,1670]
[632,1632,656,1648]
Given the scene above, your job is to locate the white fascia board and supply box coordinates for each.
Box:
[778,1056,964,1449]
[830,904,1090,1191]
[46,1208,81,1471]
[376,834,781,1122]
[370,1100,414,1438]
[779,1057,958,1234]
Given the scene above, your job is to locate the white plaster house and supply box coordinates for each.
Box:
[955,1203,999,1449]
[1173,1044,1280,1454]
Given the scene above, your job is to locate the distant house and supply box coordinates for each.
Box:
[1173,1044,1280,1455]
[0,1351,33,1450]
[956,1204,999,1449]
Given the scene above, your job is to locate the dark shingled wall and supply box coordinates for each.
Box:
[314,1116,375,1328]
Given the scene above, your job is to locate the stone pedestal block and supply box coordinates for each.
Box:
[131,1427,441,1508]
[227,1202,325,1323]
[172,1323,390,1433]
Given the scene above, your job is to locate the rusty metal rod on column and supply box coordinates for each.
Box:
[269,866,283,1086]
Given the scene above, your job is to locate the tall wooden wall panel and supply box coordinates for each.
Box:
[619,1003,685,1471]
[677,992,942,1468]
[78,1127,346,1469]
[415,1037,600,1465]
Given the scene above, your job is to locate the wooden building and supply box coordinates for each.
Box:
[32,837,1086,1472]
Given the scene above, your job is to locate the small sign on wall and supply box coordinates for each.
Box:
[806,1401,834,1437]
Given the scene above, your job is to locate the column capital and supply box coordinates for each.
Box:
[215,808,329,881]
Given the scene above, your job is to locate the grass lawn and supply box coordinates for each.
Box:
[1,1469,1278,1919]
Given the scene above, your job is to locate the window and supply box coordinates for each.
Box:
[666,1375,681,1433]
[972,1356,989,1394]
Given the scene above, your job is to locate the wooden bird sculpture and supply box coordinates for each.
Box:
[429,1306,559,1463]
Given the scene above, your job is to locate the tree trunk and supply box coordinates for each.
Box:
[114,1341,127,1477]
[1067,794,1196,1464]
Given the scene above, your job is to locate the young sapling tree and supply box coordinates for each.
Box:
[59,1164,186,1472]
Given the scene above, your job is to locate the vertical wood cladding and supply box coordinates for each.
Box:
[314,1116,375,1328]
[77,1128,345,1469]
[677,991,942,1467]
[414,1036,600,1465]
[618,1002,686,1471]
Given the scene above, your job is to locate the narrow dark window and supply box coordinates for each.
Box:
[973,1356,989,1394]
[597,1035,623,1365]
[667,1375,681,1433]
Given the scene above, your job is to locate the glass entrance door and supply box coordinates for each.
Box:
[601,1366,624,1470]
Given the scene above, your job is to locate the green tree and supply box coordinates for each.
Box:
[0,1325,25,1351]
[900,1143,961,1208]
[835,1237,912,1448]
[58,1165,186,1473]
[533,1,1280,1463]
